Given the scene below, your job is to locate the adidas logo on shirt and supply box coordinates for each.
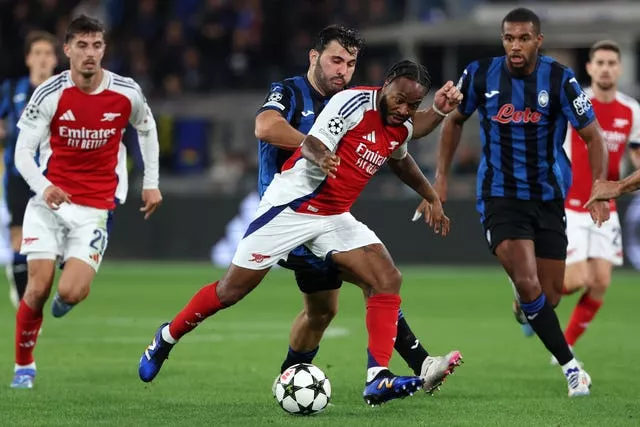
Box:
[362,131,376,143]
[59,109,76,121]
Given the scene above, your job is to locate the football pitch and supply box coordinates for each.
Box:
[1,263,638,426]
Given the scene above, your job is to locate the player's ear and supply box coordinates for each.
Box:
[63,43,71,59]
[309,49,319,65]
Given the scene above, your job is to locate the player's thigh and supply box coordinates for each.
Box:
[63,205,111,272]
[282,248,343,295]
[588,211,623,267]
[6,173,31,231]
[564,260,590,290]
[565,210,590,266]
[20,198,65,257]
[23,257,57,303]
[534,199,568,261]
[309,213,399,294]
[57,257,97,302]
[480,197,536,259]
[587,258,613,296]
[232,202,323,270]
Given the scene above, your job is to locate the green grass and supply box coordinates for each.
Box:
[0,263,639,426]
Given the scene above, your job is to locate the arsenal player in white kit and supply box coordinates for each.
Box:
[138,60,463,406]
[556,40,640,362]
[10,15,162,389]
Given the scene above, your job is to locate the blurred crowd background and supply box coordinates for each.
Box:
[1,0,639,199]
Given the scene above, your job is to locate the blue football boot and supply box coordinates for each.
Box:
[363,369,423,406]
[139,323,174,382]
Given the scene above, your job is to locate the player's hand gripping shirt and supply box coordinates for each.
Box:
[262,88,412,215]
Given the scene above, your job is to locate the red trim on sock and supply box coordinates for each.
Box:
[564,293,603,346]
[366,293,401,367]
[15,300,43,366]
[169,281,224,340]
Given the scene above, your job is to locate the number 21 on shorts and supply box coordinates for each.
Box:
[89,228,108,256]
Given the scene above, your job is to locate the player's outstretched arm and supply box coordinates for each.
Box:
[412,80,464,139]
[585,172,640,209]
[388,153,450,236]
[255,110,305,151]
[433,109,468,202]
[301,135,340,178]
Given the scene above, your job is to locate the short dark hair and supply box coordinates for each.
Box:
[384,60,432,91]
[502,8,541,34]
[24,30,57,56]
[589,40,621,60]
[65,14,105,43]
[313,25,365,56]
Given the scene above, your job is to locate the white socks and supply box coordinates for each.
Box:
[161,325,177,344]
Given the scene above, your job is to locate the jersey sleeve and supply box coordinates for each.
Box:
[560,69,596,130]
[126,79,156,131]
[628,99,640,148]
[16,76,58,139]
[0,80,10,119]
[257,82,295,121]
[390,120,413,160]
[456,62,480,117]
[307,90,366,152]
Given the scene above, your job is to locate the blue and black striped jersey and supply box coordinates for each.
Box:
[256,75,331,197]
[0,77,34,177]
[456,55,596,203]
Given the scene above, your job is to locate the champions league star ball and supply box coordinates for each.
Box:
[273,363,331,415]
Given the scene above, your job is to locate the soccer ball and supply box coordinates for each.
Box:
[273,363,331,415]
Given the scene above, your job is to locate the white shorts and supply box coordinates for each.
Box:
[232,200,382,270]
[21,197,110,271]
[566,209,622,266]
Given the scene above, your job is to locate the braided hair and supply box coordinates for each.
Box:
[384,60,432,91]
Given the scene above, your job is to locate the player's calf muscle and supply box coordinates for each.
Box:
[216,265,269,306]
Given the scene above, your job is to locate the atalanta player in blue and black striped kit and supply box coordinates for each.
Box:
[0,31,58,307]
[254,25,461,400]
[430,8,609,397]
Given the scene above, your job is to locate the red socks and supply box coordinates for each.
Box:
[366,293,402,368]
[565,293,603,346]
[169,281,225,340]
[15,300,43,366]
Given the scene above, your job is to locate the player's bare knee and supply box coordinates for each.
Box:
[589,277,610,298]
[373,267,402,295]
[511,274,541,302]
[58,286,90,304]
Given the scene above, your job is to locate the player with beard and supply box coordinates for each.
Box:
[426,7,609,397]
[139,59,465,406]
[10,15,162,389]
[254,25,461,394]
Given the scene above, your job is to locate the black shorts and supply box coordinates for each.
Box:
[278,246,342,294]
[5,172,32,228]
[480,197,567,260]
